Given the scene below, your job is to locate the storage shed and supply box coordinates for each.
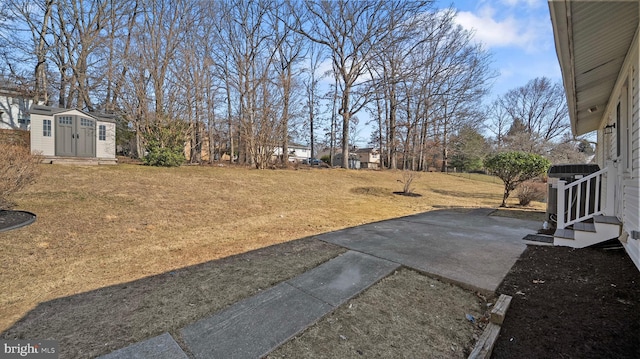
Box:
[29,105,117,164]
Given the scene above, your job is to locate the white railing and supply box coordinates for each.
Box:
[556,165,615,229]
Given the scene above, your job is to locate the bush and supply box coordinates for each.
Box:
[484,151,551,207]
[143,141,185,167]
[142,116,188,167]
[398,170,420,194]
[516,181,547,206]
[320,155,330,164]
[0,143,42,209]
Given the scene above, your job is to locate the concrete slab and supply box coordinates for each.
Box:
[180,282,333,359]
[316,210,539,294]
[97,333,188,359]
[287,251,400,306]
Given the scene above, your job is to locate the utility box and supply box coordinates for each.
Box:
[546,164,600,227]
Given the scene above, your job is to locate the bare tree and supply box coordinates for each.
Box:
[271,6,304,165]
[292,1,423,168]
[303,42,324,163]
[488,77,570,153]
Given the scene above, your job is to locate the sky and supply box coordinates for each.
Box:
[348,0,563,146]
[440,0,563,99]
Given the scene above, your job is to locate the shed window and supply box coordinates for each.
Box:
[43,119,51,137]
[99,125,106,141]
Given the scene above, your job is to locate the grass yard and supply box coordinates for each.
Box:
[0,164,544,357]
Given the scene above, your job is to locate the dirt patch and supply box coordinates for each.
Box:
[268,269,489,359]
[392,191,423,197]
[493,245,640,359]
[350,186,393,196]
[490,207,546,222]
[1,238,345,358]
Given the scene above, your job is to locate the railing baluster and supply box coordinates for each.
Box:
[576,181,582,220]
[594,175,600,213]
[568,186,574,223]
[556,167,611,228]
[585,178,592,217]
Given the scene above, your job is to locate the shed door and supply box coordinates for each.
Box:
[77,117,96,157]
[56,116,75,156]
[55,115,96,157]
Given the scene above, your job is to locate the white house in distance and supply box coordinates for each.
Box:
[355,147,381,169]
[0,86,32,130]
[29,105,117,164]
[549,0,639,270]
[273,143,312,162]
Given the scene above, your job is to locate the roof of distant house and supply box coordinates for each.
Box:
[355,147,378,153]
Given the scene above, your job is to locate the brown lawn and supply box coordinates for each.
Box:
[0,164,543,356]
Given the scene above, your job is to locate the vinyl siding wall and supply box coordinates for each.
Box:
[29,113,55,156]
[96,121,116,158]
[599,30,640,269]
[30,109,116,159]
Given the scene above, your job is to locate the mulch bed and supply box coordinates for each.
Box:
[0,210,36,232]
[493,245,640,359]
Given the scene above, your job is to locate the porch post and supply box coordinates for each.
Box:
[557,180,566,229]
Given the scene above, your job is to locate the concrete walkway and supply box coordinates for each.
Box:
[98,209,539,359]
[316,209,539,294]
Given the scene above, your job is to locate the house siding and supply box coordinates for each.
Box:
[622,39,640,269]
[597,29,640,270]
[0,92,31,130]
[632,63,640,177]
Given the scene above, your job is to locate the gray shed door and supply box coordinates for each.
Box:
[55,115,96,157]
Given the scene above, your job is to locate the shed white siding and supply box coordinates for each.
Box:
[96,121,116,158]
[29,106,116,161]
[29,113,55,156]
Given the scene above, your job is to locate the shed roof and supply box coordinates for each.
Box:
[549,0,639,136]
[30,105,117,123]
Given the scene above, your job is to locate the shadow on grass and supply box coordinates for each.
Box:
[491,208,546,222]
[431,188,502,200]
[1,237,345,359]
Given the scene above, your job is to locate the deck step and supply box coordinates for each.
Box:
[522,234,554,245]
[573,222,596,232]
[554,229,575,240]
[593,215,622,225]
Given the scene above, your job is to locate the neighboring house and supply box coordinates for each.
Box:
[549,1,640,270]
[274,143,311,162]
[29,105,117,164]
[332,152,361,169]
[0,87,32,130]
[355,147,380,169]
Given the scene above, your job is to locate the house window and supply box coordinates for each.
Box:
[43,119,51,137]
[99,125,106,141]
